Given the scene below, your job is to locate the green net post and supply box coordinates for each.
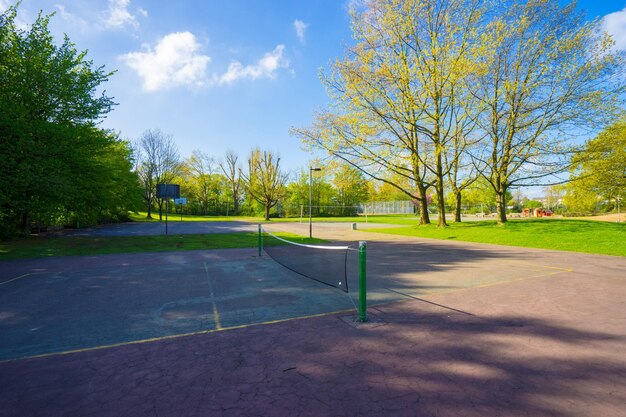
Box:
[358,241,367,322]
[258,224,262,257]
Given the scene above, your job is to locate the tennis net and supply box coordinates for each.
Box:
[261,229,350,292]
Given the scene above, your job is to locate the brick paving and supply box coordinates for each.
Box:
[1,223,624,416]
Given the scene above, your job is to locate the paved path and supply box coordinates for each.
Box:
[1,222,624,416]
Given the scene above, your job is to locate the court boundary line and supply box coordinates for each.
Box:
[0,273,32,286]
[203,262,222,330]
[419,264,574,297]
[0,308,354,364]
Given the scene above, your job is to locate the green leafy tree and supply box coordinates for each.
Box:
[332,164,369,215]
[564,118,626,213]
[241,149,288,220]
[0,5,124,237]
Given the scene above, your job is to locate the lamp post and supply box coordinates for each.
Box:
[309,167,321,238]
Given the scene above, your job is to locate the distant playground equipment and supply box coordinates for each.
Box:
[522,208,552,218]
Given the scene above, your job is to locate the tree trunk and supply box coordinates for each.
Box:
[496,188,507,224]
[21,210,30,236]
[264,204,270,221]
[454,191,462,223]
[146,195,153,219]
[436,173,448,227]
[415,185,430,225]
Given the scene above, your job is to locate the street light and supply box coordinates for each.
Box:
[309,167,321,238]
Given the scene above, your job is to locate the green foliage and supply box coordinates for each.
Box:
[0,5,140,238]
[524,200,543,209]
[332,164,369,214]
[241,149,288,220]
[564,118,626,214]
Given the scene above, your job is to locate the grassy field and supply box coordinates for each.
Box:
[364,219,626,257]
[129,212,259,222]
[0,232,325,260]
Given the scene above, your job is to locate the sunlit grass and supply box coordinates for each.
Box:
[128,211,259,222]
[0,232,325,260]
[364,219,626,257]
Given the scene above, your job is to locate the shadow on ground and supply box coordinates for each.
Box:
[0,297,623,417]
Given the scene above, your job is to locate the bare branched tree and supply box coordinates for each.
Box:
[471,0,625,223]
[220,150,243,214]
[135,129,180,219]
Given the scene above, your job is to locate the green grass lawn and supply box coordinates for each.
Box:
[0,232,325,260]
[363,219,626,257]
[129,212,260,222]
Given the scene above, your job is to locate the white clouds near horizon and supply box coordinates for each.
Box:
[602,6,626,51]
[215,45,289,85]
[293,19,308,44]
[121,32,211,92]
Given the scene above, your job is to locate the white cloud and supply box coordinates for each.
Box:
[602,6,626,51]
[293,19,309,44]
[55,4,89,32]
[215,45,289,85]
[0,0,30,30]
[121,32,211,92]
[104,0,142,29]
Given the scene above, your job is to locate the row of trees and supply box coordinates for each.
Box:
[132,129,373,220]
[134,128,560,220]
[292,0,625,225]
[0,6,142,238]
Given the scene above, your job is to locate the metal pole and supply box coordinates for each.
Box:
[258,224,262,256]
[309,168,313,239]
[165,199,169,235]
[309,167,321,238]
[358,241,367,322]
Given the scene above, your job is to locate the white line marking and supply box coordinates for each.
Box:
[0,273,31,285]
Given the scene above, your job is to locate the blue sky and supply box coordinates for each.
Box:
[2,0,626,173]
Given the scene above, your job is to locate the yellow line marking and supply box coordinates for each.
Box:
[420,267,573,297]
[204,262,222,330]
[0,308,354,364]
[0,273,31,286]
[500,260,573,272]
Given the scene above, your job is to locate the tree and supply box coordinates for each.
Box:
[220,150,242,214]
[135,129,180,219]
[471,0,625,224]
[183,150,215,215]
[292,0,487,226]
[446,132,481,222]
[0,5,123,237]
[241,149,288,220]
[564,118,626,213]
[332,164,369,215]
